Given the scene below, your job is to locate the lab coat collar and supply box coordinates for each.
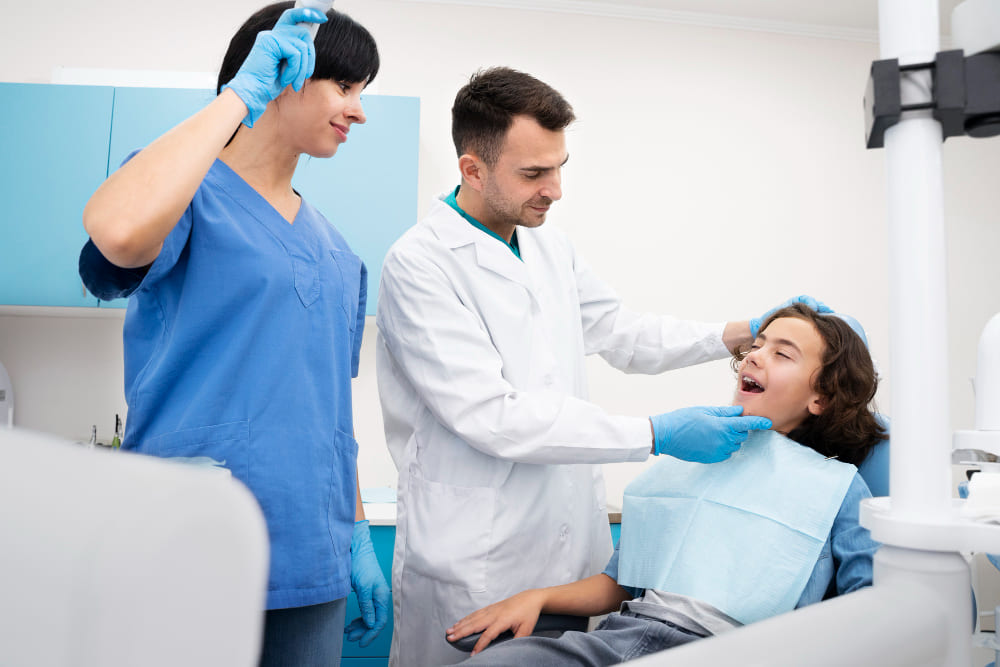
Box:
[426,195,532,288]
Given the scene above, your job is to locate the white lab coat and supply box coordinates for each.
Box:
[375,195,729,666]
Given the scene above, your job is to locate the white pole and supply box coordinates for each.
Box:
[876,2,971,665]
[879,0,953,520]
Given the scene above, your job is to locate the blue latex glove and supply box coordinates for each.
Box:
[749,295,834,339]
[344,520,390,647]
[650,406,772,463]
[221,7,327,127]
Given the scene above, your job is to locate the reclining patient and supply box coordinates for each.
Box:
[446,303,885,666]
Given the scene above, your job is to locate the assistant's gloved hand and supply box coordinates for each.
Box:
[749,295,834,339]
[344,519,390,648]
[221,7,327,127]
[650,406,772,463]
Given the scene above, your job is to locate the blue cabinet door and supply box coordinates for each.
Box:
[0,83,114,307]
[0,84,418,311]
[107,87,218,172]
[293,94,420,315]
[103,88,420,313]
[99,87,219,308]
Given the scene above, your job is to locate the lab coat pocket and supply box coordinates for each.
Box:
[406,468,496,593]
[144,420,249,482]
[293,258,320,308]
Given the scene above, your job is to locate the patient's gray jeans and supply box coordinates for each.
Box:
[456,611,703,667]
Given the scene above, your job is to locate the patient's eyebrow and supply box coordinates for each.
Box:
[756,332,802,354]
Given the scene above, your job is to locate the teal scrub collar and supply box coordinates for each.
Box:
[444,186,521,260]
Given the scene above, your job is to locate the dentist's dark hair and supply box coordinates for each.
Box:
[217,1,379,143]
[732,303,887,466]
[452,67,575,166]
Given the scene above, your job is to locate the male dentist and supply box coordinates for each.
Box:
[376,66,824,666]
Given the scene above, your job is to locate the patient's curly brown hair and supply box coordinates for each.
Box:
[731,303,887,466]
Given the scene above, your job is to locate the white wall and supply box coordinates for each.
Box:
[2,0,1000,508]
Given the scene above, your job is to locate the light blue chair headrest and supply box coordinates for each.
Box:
[857,415,890,498]
[830,312,870,349]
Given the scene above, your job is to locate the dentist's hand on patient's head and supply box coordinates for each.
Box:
[344,520,391,647]
[749,295,834,338]
[650,406,772,463]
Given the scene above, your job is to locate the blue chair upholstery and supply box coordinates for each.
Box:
[858,416,890,497]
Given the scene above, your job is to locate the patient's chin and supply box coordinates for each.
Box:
[734,402,768,421]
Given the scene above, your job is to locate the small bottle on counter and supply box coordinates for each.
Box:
[111,414,122,449]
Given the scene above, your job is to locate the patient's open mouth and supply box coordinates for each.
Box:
[741,375,765,393]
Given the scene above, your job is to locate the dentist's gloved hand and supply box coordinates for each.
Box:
[221,7,327,127]
[650,406,772,463]
[749,295,834,339]
[344,520,391,648]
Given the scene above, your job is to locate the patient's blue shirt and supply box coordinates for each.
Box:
[603,472,877,635]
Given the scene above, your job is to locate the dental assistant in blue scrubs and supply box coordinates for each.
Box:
[78,3,389,664]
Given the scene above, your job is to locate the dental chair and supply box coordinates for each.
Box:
[0,428,270,667]
[449,427,892,653]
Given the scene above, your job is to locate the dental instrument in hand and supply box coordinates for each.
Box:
[295,0,334,39]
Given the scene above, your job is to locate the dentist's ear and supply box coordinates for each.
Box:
[458,154,485,192]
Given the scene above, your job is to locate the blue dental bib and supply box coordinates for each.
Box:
[618,429,855,624]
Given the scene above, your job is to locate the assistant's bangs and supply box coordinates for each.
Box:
[312,10,380,86]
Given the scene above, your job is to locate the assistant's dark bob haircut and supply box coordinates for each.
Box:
[452,67,575,166]
[216,1,380,96]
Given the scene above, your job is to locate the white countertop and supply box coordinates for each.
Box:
[362,502,397,526]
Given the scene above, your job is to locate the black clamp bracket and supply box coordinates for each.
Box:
[865,49,1000,149]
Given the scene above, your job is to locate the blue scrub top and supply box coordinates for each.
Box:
[80,156,367,609]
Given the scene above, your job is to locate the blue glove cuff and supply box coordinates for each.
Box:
[649,415,666,456]
[220,82,263,128]
[352,519,373,553]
